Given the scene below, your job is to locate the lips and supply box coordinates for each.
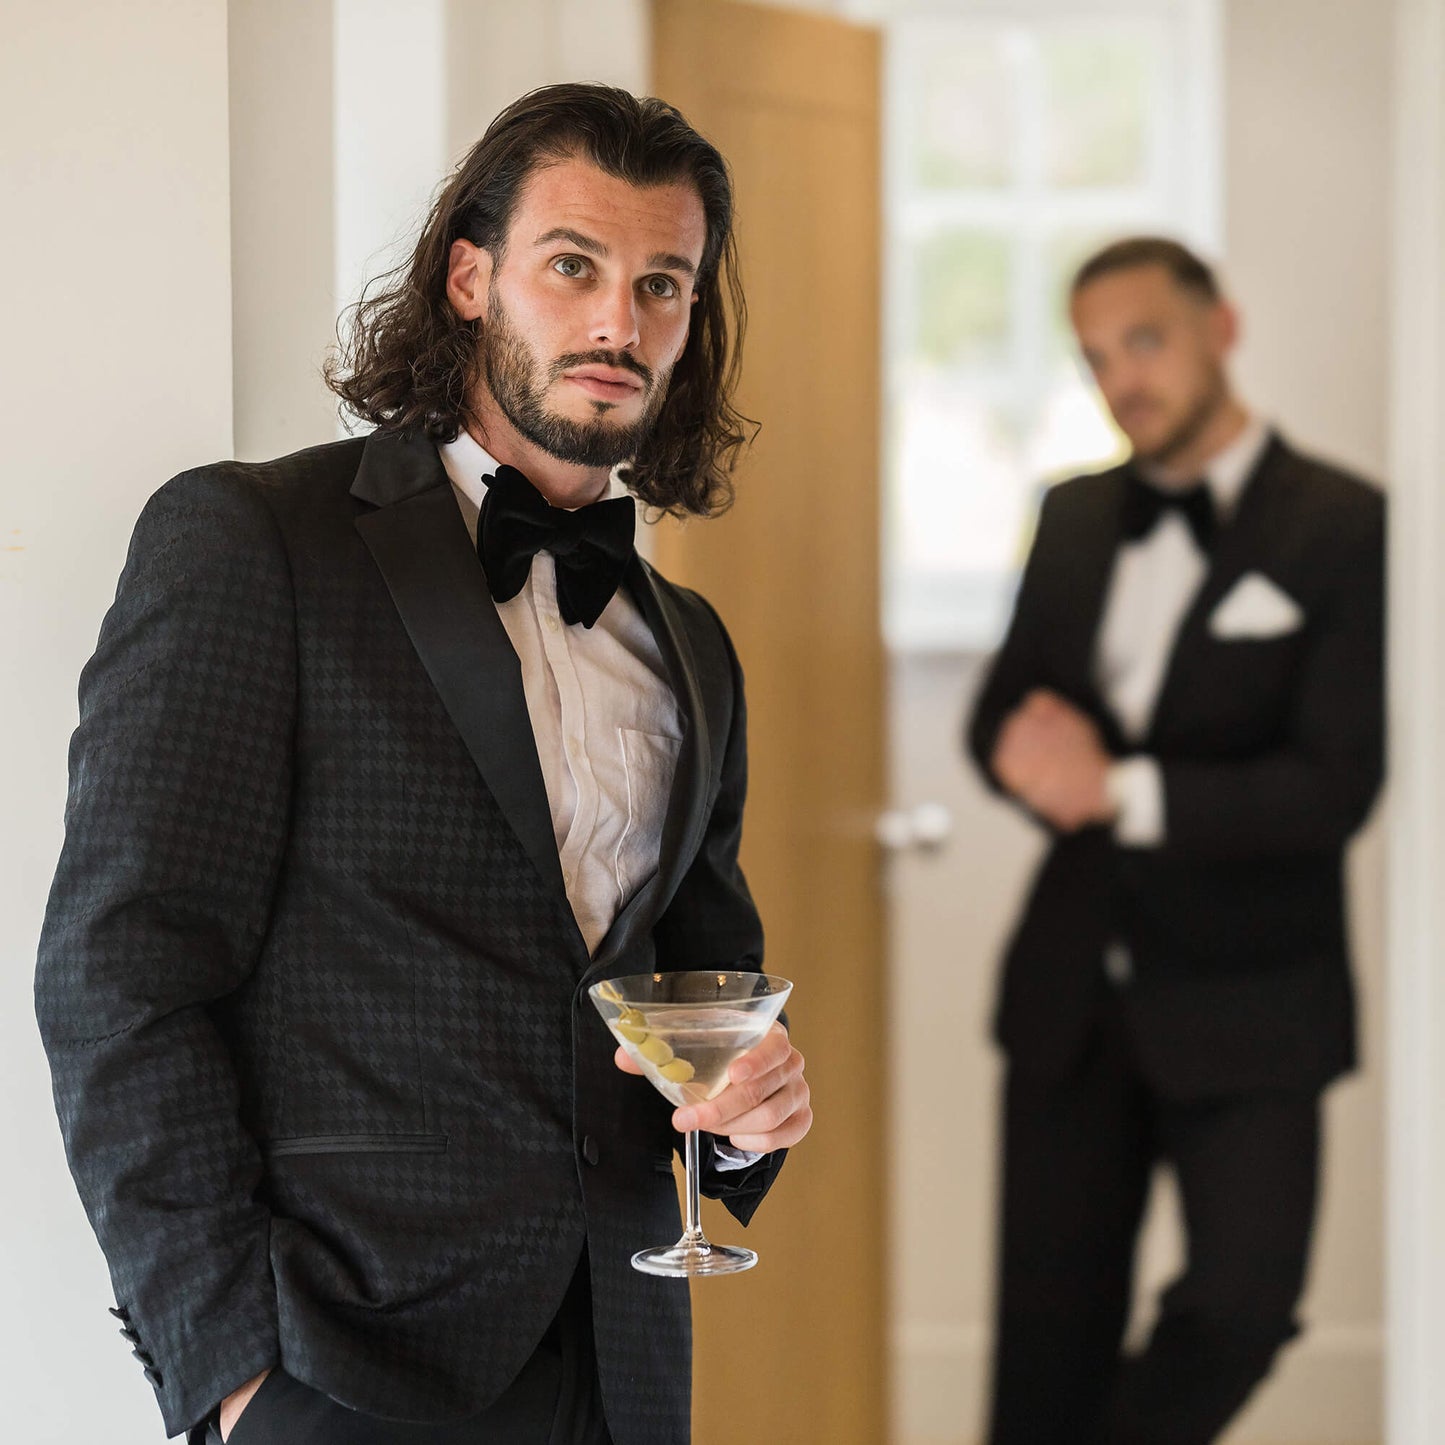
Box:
[563,367,644,403]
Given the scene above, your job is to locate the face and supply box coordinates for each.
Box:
[1069,263,1237,467]
[448,157,705,469]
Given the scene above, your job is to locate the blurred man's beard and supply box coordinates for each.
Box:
[1131,366,1230,469]
[481,289,671,468]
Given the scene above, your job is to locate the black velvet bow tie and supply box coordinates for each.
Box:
[476,464,636,628]
[1120,473,1217,553]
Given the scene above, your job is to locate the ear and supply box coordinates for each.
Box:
[1209,298,1240,356]
[446,239,493,321]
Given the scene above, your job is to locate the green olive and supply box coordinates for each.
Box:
[638,1035,675,1066]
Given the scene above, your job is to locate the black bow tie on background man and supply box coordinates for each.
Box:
[1120,470,1217,553]
[477,464,636,628]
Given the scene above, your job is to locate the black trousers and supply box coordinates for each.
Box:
[988,992,1320,1445]
[211,1259,611,1445]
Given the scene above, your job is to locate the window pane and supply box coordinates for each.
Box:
[886,8,1218,650]
[911,230,1012,371]
[1042,31,1151,188]
[910,32,1015,191]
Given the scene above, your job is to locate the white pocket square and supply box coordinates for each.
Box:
[1208,572,1305,640]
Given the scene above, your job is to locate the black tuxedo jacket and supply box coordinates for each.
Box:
[968,433,1384,1099]
[35,429,783,1444]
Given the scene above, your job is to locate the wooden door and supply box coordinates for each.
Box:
[650,5,885,1442]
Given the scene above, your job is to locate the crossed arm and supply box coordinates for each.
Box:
[969,483,1384,857]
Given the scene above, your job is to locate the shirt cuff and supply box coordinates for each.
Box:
[1107,756,1165,848]
[711,1141,764,1171]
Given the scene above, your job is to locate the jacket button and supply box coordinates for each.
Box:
[582,1135,600,1166]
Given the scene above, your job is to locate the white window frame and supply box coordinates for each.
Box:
[878,0,1223,653]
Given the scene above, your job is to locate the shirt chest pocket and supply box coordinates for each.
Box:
[613,727,683,904]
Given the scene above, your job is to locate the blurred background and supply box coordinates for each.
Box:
[3,2,1444,1443]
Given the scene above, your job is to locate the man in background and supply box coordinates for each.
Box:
[36,84,810,1445]
[967,236,1384,1444]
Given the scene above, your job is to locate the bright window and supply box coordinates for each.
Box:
[883,0,1221,650]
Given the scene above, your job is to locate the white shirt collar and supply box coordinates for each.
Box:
[1138,413,1271,520]
[436,429,631,510]
[1201,413,1272,517]
[437,428,504,513]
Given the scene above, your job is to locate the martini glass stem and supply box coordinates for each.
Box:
[682,1129,707,1249]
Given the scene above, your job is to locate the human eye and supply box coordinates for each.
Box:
[553,255,590,280]
[642,274,679,299]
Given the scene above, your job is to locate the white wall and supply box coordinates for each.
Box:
[0,4,235,1442]
[229,0,339,460]
[446,0,649,161]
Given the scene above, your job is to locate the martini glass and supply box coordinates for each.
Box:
[589,970,793,1277]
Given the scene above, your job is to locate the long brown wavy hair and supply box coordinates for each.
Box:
[325,83,754,517]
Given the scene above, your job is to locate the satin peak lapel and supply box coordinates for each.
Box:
[586,556,712,980]
[350,430,565,899]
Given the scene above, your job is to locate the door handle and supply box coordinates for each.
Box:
[874,802,953,853]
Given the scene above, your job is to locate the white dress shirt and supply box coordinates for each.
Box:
[438,431,682,956]
[439,433,762,1169]
[1099,415,1272,847]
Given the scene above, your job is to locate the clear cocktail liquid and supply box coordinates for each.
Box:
[606,1005,772,1106]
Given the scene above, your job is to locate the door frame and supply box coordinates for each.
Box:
[1386,1,1445,1440]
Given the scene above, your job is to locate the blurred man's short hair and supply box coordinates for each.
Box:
[1071,236,1222,305]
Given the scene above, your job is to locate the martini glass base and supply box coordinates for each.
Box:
[631,1239,758,1277]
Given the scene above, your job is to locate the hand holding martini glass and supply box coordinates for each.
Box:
[589,970,794,1277]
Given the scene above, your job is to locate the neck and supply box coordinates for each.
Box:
[1148,393,1251,487]
[467,399,613,509]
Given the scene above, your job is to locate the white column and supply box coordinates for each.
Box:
[334,0,448,319]
[444,0,651,168]
[1387,1,1445,1440]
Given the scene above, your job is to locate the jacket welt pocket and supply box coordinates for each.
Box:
[264,1133,449,1158]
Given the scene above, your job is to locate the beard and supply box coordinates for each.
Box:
[480,287,672,468]
[1129,366,1230,469]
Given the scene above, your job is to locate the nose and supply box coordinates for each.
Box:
[1098,357,1140,408]
[590,280,640,352]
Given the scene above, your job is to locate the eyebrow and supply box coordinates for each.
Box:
[532,227,698,277]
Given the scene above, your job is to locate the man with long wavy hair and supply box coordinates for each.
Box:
[37,83,811,1445]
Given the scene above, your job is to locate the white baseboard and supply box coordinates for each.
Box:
[890,1323,1381,1445]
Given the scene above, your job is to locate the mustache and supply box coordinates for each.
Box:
[548,350,654,389]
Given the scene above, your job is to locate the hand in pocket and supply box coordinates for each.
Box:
[219,1368,272,1442]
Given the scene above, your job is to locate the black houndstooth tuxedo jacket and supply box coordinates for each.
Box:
[35,428,783,1443]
